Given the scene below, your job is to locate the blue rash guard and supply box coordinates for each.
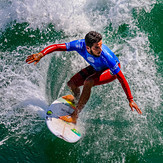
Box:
[39,39,133,102]
[65,39,120,75]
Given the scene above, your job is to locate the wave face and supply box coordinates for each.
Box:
[0,0,162,162]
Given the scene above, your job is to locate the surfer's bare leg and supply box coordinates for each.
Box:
[71,78,94,119]
[67,80,80,101]
[59,81,81,123]
[60,69,94,123]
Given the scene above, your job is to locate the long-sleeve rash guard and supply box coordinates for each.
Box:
[40,39,133,101]
[41,43,67,55]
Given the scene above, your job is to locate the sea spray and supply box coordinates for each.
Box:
[0,0,162,162]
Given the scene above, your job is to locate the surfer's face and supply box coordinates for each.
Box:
[86,40,102,57]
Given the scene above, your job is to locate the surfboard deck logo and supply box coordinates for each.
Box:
[45,96,82,143]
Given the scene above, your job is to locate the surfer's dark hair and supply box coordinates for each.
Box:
[85,31,102,48]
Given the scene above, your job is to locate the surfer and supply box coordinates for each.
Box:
[26,31,142,123]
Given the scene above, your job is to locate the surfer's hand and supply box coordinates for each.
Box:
[129,100,142,114]
[26,52,44,65]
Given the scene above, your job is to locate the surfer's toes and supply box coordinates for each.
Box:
[62,94,78,106]
[59,115,76,124]
[62,95,74,102]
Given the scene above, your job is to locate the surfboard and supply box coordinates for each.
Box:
[45,95,82,143]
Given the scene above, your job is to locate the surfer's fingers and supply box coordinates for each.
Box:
[26,58,34,63]
[129,101,142,114]
[27,59,35,64]
[132,103,142,114]
[129,101,134,111]
[135,107,142,114]
[34,60,39,65]
[26,55,33,59]
[133,103,142,114]
[26,55,35,63]
[26,57,33,63]
[26,53,43,64]
[130,106,134,111]
[26,53,38,60]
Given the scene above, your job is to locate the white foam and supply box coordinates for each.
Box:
[0,0,156,34]
[0,45,50,135]
[77,29,162,161]
[0,0,161,161]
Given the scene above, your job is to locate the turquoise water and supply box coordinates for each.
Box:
[0,0,162,162]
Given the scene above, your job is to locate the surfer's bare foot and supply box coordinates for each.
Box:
[62,95,74,102]
[62,94,79,106]
[59,115,77,124]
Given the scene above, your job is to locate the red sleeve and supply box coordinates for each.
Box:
[116,70,133,102]
[41,43,67,56]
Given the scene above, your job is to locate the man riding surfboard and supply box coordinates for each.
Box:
[26,31,142,123]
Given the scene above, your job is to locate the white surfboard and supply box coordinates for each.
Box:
[45,96,81,143]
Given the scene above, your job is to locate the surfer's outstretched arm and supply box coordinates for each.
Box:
[116,70,142,115]
[26,43,67,65]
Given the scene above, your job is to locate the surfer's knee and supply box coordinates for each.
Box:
[67,80,77,89]
[84,78,94,88]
